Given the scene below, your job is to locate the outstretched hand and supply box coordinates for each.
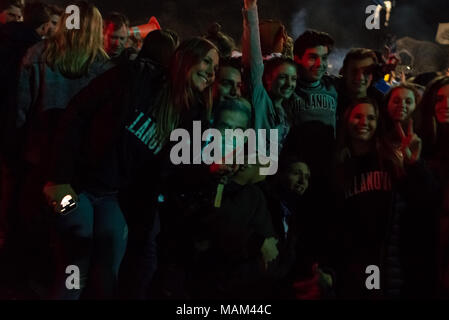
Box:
[395,119,422,165]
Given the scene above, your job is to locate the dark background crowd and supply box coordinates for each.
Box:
[0,0,449,300]
[41,0,449,48]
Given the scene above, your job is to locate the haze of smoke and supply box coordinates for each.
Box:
[290,8,308,39]
[390,4,436,42]
[328,47,351,76]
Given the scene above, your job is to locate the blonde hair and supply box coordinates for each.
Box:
[43,1,108,78]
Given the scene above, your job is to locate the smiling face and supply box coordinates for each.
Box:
[284,162,310,196]
[190,49,219,92]
[343,57,374,98]
[266,63,297,101]
[295,45,329,82]
[435,84,449,124]
[213,66,242,102]
[387,87,416,122]
[347,103,378,142]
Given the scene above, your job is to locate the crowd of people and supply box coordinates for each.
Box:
[0,0,448,300]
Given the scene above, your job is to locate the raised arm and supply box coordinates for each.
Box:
[242,0,264,88]
[242,0,283,135]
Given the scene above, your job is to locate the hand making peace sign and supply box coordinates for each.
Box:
[395,119,422,165]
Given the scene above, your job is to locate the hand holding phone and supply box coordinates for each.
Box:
[43,183,79,215]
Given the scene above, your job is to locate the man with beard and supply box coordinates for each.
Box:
[212,57,243,104]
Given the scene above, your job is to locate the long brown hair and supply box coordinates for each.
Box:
[378,83,423,177]
[338,98,405,179]
[337,98,379,162]
[382,82,422,128]
[43,1,108,78]
[152,37,218,144]
[418,76,449,155]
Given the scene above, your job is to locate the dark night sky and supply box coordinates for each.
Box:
[47,0,449,49]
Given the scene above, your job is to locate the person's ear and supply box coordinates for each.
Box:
[293,55,298,64]
[293,54,303,65]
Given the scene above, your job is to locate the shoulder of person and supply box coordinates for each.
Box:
[22,41,45,67]
[132,57,164,73]
[367,85,386,103]
[321,74,340,88]
[333,75,345,90]
[126,58,166,83]
[88,56,115,76]
[244,182,268,202]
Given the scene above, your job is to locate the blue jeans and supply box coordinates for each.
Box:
[51,191,128,299]
[138,210,160,298]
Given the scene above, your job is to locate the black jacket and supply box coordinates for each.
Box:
[0,22,42,159]
[333,153,439,299]
[46,59,166,191]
